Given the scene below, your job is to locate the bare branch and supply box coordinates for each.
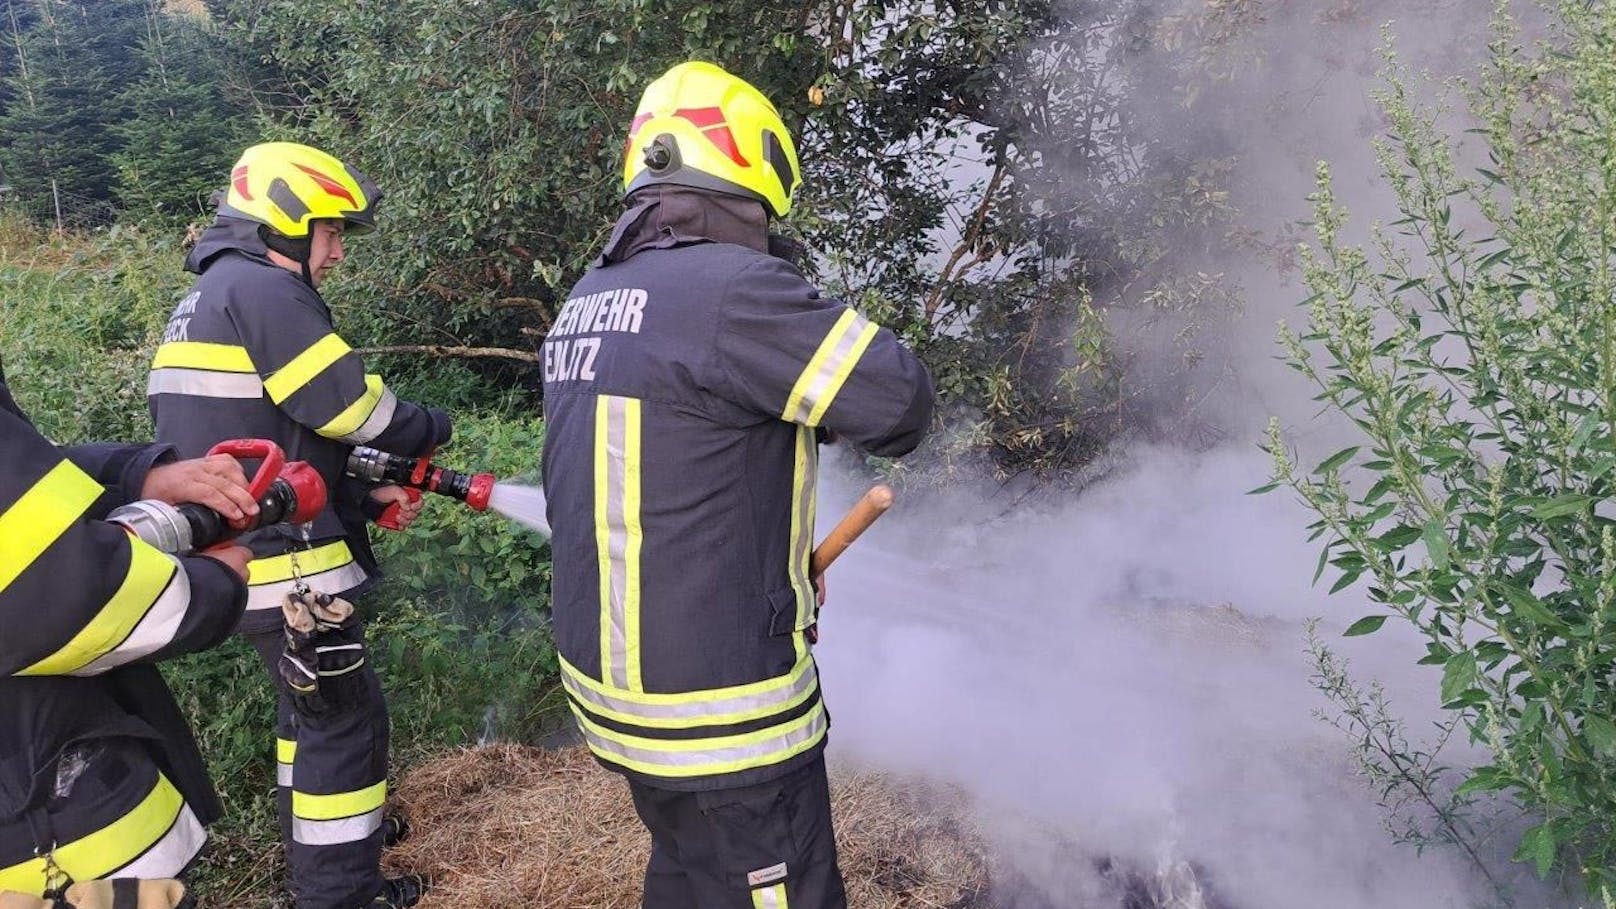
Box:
[357,345,539,364]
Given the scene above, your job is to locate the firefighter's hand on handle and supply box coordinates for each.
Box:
[141,454,260,522]
[200,544,253,583]
[805,484,895,643]
[370,484,423,531]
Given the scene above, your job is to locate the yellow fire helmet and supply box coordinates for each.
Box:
[623,61,801,218]
[218,141,382,239]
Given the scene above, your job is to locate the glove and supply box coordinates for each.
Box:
[279,591,361,716]
[1,879,192,909]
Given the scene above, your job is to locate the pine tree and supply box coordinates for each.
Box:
[0,0,148,225]
[113,4,247,221]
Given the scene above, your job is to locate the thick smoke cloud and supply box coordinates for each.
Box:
[810,3,1565,906]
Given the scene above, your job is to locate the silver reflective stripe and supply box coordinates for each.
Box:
[72,559,191,676]
[597,395,634,689]
[292,807,383,846]
[245,561,368,611]
[786,312,870,424]
[277,761,294,787]
[338,387,399,445]
[578,702,828,770]
[109,801,206,880]
[561,659,819,724]
[789,428,817,626]
[146,368,264,399]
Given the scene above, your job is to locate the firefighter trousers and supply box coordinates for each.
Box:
[0,739,206,894]
[626,755,847,909]
[248,626,389,909]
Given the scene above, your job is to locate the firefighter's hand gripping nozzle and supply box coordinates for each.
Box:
[109,439,327,555]
[345,446,496,530]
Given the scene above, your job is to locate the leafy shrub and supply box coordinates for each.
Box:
[1272,4,1616,892]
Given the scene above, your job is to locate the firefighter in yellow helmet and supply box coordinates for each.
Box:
[148,142,452,909]
[542,62,934,909]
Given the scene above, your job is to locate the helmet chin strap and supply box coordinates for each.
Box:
[259,225,317,287]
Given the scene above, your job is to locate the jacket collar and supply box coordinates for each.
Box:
[596,186,769,266]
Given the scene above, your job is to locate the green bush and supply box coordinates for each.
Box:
[1272,4,1616,893]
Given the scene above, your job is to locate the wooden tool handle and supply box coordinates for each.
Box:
[810,484,895,577]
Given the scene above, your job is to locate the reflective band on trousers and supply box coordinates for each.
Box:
[292,807,384,847]
[560,653,820,728]
[752,884,787,909]
[292,780,387,846]
[19,540,189,677]
[573,699,828,778]
[277,738,296,787]
[0,774,199,895]
[245,542,366,611]
[594,395,643,691]
[780,308,879,426]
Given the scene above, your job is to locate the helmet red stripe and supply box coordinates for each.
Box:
[231,165,253,201]
[292,163,358,207]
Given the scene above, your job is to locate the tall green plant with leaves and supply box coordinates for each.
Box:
[1271,2,1616,893]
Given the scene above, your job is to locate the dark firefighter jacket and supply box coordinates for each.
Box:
[0,361,247,891]
[541,187,934,791]
[147,218,451,632]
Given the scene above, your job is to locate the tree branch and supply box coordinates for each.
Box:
[357,345,538,364]
[924,160,1008,320]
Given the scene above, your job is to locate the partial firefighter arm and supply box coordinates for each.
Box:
[0,402,247,678]
[227,278,451,454]
[714,255,935,456]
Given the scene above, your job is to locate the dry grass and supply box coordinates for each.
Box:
[385,745,991,909]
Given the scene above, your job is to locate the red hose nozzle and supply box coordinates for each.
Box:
[465,473,495,512]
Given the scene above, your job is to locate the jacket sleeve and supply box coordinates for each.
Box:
[713,256,935,457]
[61,443,175,514]
[0,405,247,678]
[226,277,452,455]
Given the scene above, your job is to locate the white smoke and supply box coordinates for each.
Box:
[815,445,1555,908]
[809,3,1571,906]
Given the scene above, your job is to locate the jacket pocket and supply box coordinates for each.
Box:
[766,583,813,636]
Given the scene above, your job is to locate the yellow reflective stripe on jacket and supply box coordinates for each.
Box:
[559,653,820,729]
[264,333,351,403]
[752,884,787,909]
[780,309,878,426]
[150,341,255,373]
[291,780,386,821]
[787,427,818,635]
[0,773,185,894]
[0,460,103,595]
[247,540,354,585]
[317,374,396,443]
[571,698,828,778]
[17,540,180,676]
[595,395,644,692]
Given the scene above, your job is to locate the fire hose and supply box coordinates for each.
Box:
[109,439,326,555]
[345,446,498,530]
